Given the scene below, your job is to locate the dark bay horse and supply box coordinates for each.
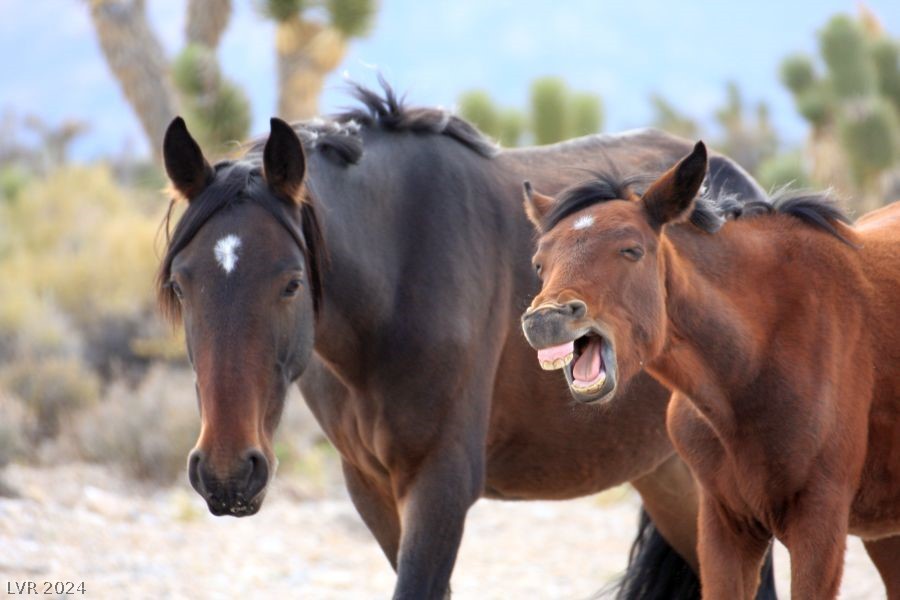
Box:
[157,83,775,599]
[521,141,900,599]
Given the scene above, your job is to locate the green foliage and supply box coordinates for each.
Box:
[191,80,252,148]
[649,94,699,139]
[756,151,810,191]
[780,54,817,94]
[2,358,100,441]
[262,0,305,22]
[819,15,876,99]
[568,92,603,137]
[0,165,181,376]
[0,166,30,203]
[172,45,251,153]
[171,44,218,96]
[327,0,376,37]
[458,79,602,147]
[839,97,899,184]
[458,90,501,139]
[716,81,744,129]
[780,11,900,205]
[498,109,526,147]
[795,82,834,128]
[530,77,569,145]
[871,38,900,111]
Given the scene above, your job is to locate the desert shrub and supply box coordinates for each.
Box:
[71,366,199,484]
[0,358,100,441]
[0,392,32,467]
[0,165,185,373]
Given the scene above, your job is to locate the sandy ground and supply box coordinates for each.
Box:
[0,463,886,599]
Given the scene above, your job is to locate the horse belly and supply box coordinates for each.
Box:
[484,372,674,500]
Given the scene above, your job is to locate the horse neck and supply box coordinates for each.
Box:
[648,220,804,435]
[306,135,513,384]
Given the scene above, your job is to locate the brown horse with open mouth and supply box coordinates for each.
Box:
[521,141,900,599]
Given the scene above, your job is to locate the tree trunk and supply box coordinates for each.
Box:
[276,17,347,121]
[88,0,178,161]
[186,0,232,48]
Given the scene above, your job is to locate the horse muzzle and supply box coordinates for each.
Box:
[187,447,270,517]
[521,300,588,352]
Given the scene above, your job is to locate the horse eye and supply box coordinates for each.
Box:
[282,278,302,298]
[170,281,184,300]
[534,263,543,278]
[619,246,645,261]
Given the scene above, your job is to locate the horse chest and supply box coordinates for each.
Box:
[667,393,778,519]
[666,393,726,481]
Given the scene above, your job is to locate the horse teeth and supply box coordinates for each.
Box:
[572,374,606,394]
[540,352,575,371]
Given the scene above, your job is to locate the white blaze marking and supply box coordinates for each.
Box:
[214,235,242,274]
[573,215,595,230]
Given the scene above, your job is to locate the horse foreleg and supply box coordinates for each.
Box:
[864,535,900,599]
[342,460,402,570]
[391,447,483,600]
[782,495,850,600]
[698,494,770,600]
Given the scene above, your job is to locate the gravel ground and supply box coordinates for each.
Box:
[0,463,885,599]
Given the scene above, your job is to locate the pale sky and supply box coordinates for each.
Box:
[2,0,898,160]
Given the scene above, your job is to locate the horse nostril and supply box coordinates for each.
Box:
[565,300,587,319]
[243,448,269,500]
[187,449,205,494]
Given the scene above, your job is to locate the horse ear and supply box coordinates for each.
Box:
[163,117,214,200]
[523,181,555,230]
[642,141,708,228]
[263,117,306,203]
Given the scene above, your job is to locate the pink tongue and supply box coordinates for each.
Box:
[537,341,575,363]
[573,339,602,383]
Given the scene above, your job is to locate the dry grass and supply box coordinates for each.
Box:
[69,366,199,484]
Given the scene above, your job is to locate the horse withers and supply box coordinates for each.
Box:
[156,83,776,599]
[521,141,900,599]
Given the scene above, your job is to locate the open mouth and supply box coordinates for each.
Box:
[536,331,617,403]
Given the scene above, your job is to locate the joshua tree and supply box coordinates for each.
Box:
[87,0,250,159]
[87,0,179,160]
[458,78,603,147]
[261,0,377,120]
[780,12,900,210]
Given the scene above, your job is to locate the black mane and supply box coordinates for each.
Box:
[541,174,725,234]
[244,77,496,166]
[718,188,854,244]
[541,174,853,244]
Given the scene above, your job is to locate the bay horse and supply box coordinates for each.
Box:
[156,82,776,599]
[521,141,900,599]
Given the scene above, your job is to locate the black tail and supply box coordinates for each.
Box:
[604,508,778,600]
